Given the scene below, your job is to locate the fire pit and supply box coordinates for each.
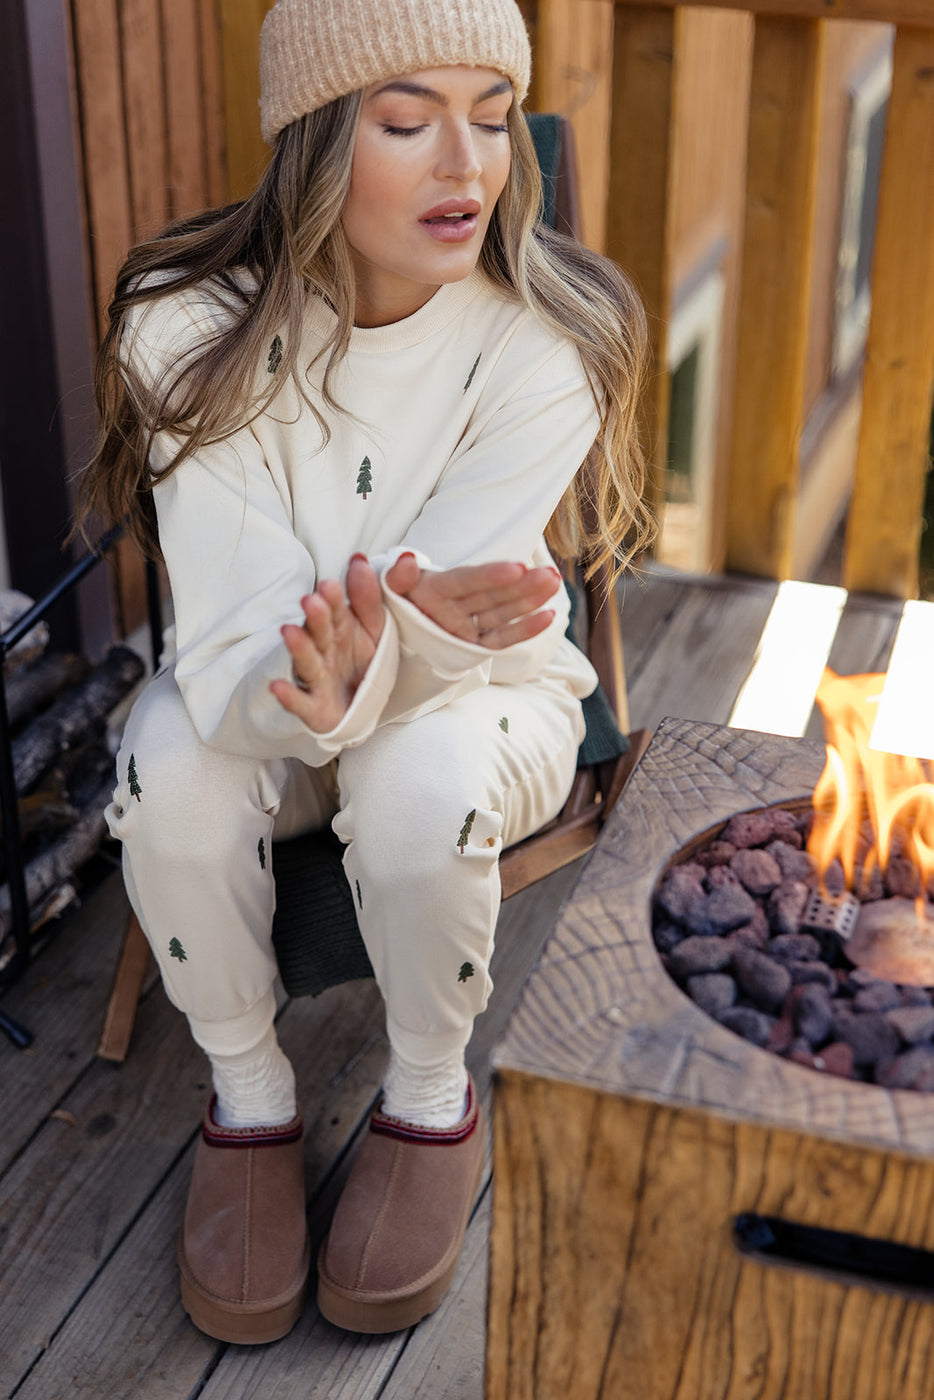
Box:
[488,717,934,1400]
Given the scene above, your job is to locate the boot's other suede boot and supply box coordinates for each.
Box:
[178,1098,310,1344]
[317,1077,486,1334]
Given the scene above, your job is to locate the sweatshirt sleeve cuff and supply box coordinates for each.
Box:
[380,551,493,680]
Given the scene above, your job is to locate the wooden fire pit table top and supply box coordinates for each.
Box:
[493,716,934,1158]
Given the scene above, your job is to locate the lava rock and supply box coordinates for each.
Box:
[653,920,685,954]
[669,935,734,980]
[655,867,706,924]
[885,1004,934,1044]
[768,881,809,937]
[886,856,921,900]
[768,933,821,964]
[722,812,774,849]
[853,981,900,1013]
[733,946,792,1014]
[683,884,758,938]
[793,984,833,1045]
[686,972,737,1017]
[788,960,838,994]
[875,1045,934,1091]
[849,967,887,989]
[855,864,885,901]
[731,848,783,896]
[816,1041,856,1078]
[767,1012,795,1054]
[830,1008,900,1069]
[765,841,816,883]
[899,986,934,1008]
[696,840,736,868]
[706,864,741,889]
[717,1006,775,1047]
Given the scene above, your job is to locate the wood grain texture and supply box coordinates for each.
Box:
[612,0,934,27]
[725,16,823,579]
[219,0,272,201]
[624,575,778,732]
[843,26,934,598]
[162,0,208,219]
[120,0,169,239]
[69,0,134,332]
[605,4,677,511]
[489,1073,934,1400]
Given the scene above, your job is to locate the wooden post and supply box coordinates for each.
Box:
[532,0,615,252]
[843,25,934,599]
[725,16,823,580]
[219,0,274,202]
[605,4,679,516]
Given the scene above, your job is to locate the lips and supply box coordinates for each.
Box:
[419,198,482,223]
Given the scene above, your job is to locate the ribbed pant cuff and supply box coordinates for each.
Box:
[187,988,279,1057]
[385,1016,473,1066]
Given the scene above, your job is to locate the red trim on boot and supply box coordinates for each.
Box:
[201,1095,303,1148]
[369,1076,479,1145]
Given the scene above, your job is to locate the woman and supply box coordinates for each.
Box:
[79,0,650,1345]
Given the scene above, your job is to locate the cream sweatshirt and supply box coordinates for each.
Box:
[125,268,601,767]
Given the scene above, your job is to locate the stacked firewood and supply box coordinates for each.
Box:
[0,592,144,973]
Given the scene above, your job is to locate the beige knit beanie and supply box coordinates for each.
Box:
[259,0,531,144]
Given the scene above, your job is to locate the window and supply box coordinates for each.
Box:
[656,264,725,572]
[833,41,893,379]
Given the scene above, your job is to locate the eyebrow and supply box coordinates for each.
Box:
[368,78,513,107]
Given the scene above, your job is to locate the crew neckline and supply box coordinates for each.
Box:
[313,270,489,355]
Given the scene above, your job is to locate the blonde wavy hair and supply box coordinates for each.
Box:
[78,91,654,586]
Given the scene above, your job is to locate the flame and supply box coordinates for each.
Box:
[808,670,934,911]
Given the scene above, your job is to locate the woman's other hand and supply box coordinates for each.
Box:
[270,555,385,730]
[385,552,562,649]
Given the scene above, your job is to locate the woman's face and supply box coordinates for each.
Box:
[343,65,513,327]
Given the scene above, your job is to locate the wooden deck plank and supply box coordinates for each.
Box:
[803,594,904,741]
[624,575,778,733]
[616,568,688,684]
[0,875,134,1173]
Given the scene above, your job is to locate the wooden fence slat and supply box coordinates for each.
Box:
[605,4,679,513]
[161,0,208,218]
[70,0,134,334]
[219,0,272,202]
[843,26,934,599]
[198,0,227,207]
[612,0,934,31]
[119,0,168,240]
[533,0,616,252]
[725,15,823,579]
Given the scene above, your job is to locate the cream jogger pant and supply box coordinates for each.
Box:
[106,668,584,1064]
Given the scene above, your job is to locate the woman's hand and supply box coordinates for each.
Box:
[385,552,562,649]
[270,555,385,731]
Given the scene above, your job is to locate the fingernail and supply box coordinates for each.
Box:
[349,552,368,563]
[398,551,416,561]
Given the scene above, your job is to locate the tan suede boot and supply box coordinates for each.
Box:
[317,1077,486,1334]
[178,1099,310,1344]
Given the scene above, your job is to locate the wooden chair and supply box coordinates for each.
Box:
[97,114,652,1058]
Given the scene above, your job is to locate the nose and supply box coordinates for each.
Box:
[436,120,483,184]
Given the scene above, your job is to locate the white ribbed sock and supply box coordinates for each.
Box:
[209,1024,297,1128]
[381,1046,469,1129]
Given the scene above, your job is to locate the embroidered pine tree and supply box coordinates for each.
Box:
[457,809,476,853]
[498,716,509,733]
[267,334,283,374]
[258,837,266,870]
[356,456,373,500]
[463,353,481,393]
[128,753,142,802]
[458,961,475,982]
[355,879,363,910]
[168,937,187,962]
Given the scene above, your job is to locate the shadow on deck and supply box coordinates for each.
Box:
[0,567,920,1400]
